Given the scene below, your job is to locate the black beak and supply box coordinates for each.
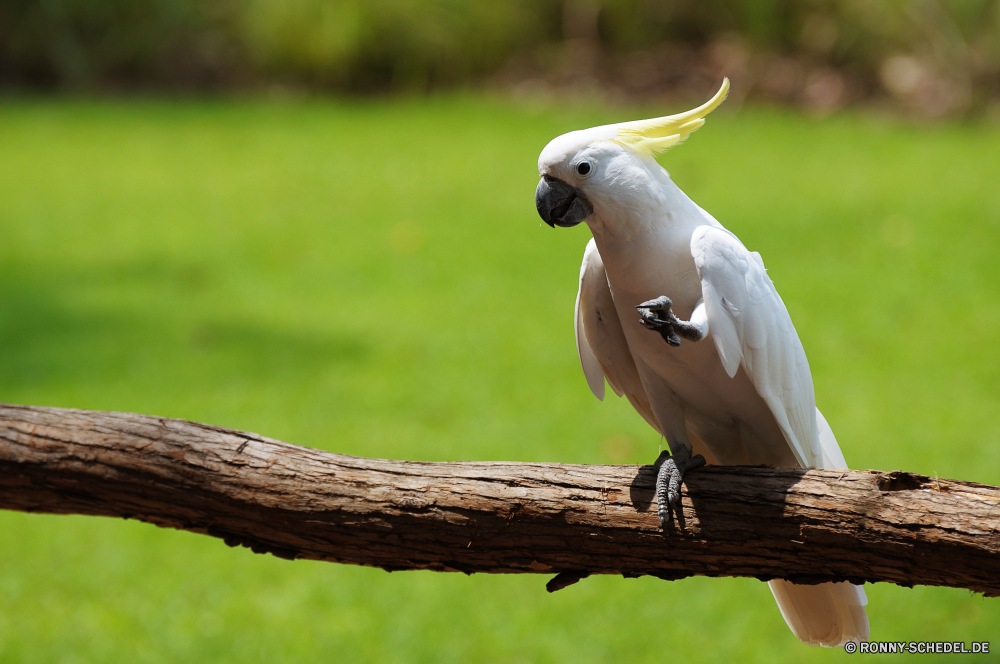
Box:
[535,176,593,228]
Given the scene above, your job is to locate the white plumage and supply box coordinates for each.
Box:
[537,80,869,647]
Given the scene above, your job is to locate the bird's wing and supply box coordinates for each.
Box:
[575,238,661,433]
[692,226,867,644]
[691,225,822,468]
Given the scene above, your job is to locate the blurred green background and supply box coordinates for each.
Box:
[2,0,1000,115]
[2,1,1000,662]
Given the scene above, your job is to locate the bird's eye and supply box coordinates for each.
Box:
[576,161,593,177]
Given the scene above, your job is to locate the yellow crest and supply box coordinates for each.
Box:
[613,78,730,156]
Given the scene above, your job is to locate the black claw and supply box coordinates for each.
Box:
[654,449,706,531]
[637,296,673,311]
[636,294,705,346]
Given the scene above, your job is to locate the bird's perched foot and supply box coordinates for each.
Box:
[654,447,705,530]
[636,296,706,347]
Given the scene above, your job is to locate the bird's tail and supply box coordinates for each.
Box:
[767,407,869,647]
[768,580,869,647]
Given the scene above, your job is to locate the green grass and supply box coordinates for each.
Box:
[1,95,999,662]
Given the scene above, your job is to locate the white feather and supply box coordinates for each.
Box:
[691,225,821,469]
[541,114,869,647]
[575,239,608,400]
[575,239,664,434]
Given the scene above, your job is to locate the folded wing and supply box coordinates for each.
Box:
[691,225,868,645]
[691,225,822,468]
[575,238,661,433]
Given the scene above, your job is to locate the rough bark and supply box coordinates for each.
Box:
[1,403,999,595]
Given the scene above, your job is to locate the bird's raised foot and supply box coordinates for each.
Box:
[636,296,705,346]
[654,447,706,530]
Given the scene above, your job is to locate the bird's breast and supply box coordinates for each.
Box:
[597,237,703,318]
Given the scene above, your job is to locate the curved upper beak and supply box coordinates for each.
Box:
[535,176,593,228]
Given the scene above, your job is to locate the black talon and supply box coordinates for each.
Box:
[654,447,706,530]
[636,295,705,346]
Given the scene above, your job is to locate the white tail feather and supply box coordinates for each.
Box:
[816,407,848,470]
[768,580,869,647]
[767,407,869,647]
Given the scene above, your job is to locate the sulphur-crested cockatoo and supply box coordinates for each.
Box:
[534,79,869,648]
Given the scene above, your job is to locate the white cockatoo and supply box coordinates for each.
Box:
[534,79,869,647]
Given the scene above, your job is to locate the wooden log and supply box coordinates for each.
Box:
[1,403,999,595]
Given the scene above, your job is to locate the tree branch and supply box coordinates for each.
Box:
[2,403,999,595]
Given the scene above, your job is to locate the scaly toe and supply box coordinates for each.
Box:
[636,296,672,313]
[653,450,705,530]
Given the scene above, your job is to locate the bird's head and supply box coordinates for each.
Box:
[535,78,729,228]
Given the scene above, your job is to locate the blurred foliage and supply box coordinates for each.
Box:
[241,0,558,91]
[0,0,246,87]
[0,0,561,90]
[2,0,998,114]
